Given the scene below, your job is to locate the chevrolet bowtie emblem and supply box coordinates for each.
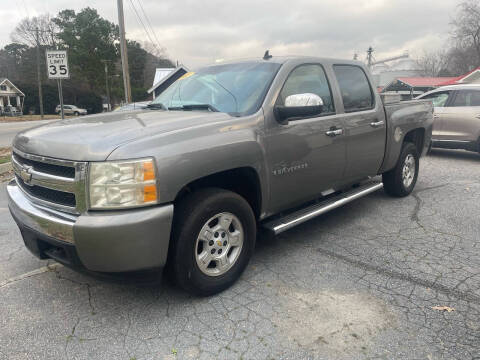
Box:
[19,165,33,185]
[217,240,222,247]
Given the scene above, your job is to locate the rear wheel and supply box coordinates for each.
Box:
[170,188,256,296]
[383,142,419,197]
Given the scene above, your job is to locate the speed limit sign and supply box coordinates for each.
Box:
[46,50,69,79]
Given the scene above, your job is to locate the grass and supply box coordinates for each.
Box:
[0,114,63,122]
[0,147,11,165]
[0,156,10,164]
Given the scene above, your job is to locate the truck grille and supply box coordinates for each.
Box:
[14,152,75,179]
[12,149,87,214]
[17,177,76,207]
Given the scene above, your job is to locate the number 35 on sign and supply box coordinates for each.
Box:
[46,50,69,79]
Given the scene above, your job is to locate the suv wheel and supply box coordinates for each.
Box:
[170,188,256,296]
[383,142,419,197]
[74,111,79,116]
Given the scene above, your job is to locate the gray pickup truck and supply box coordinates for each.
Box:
[7,56,433,295]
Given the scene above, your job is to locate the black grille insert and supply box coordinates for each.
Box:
[14,153,75,179]
[17,177,76,207]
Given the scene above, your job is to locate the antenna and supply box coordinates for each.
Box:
[263,50,272,60]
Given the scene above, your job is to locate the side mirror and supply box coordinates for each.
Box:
[274,93,324,124]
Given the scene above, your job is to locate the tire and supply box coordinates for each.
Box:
[383,142,419,197]
[170,188,256,296]
[74,111,79,116]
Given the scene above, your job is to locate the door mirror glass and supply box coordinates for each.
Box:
[285,93,324,107]
[275,93,324,124]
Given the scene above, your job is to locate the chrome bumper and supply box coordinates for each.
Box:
[7,179,174,272]
[7,179,76,243]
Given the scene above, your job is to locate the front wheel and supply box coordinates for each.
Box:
[170,188,256,296]
[383,142,419,197]
[74,111,79,116]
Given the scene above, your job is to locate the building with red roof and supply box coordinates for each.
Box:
[382,76,458,99]
[437,67,480,86]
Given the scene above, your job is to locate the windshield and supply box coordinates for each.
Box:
[151,62,281,116]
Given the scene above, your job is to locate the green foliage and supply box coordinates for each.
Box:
[18,81,102,115]
[0,8,174,114]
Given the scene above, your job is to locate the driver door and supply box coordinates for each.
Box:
[265,64,347,213]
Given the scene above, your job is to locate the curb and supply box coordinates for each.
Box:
[0,162,12,175]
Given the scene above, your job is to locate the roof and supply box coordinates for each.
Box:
[437,67,480,86]
[148,66,189,94]
[0,78,25,96]
[397,77,457,87]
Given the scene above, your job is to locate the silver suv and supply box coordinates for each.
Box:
[416,84,480,153]
[55,104,87,116]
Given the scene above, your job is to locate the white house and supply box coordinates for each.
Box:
[0,78,24,110]
[147,66,189,99]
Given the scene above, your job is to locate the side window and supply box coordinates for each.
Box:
[333,65,374,112]
[420,91,451,107]
[279,64,335,114]
[452,90,480,107]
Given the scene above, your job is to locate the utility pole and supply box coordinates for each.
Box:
[367,46,374,68]
[117,0,132,104]
[35,28,44,119]
[101,60,111,111]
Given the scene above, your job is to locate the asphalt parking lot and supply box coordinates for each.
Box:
[0,149,479,360]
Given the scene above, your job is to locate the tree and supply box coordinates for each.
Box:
[11,14,58,47]
[53,8,119,91]
[416,50,451,77]
[451,0,480,70]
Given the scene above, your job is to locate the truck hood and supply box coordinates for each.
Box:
[13,110,234,161]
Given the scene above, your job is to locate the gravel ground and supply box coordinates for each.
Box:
[0,148,479,360]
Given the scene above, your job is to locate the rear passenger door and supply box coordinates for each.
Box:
[442,89,480,142]
[332,65,386,182]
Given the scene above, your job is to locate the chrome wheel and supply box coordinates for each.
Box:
[195,212,244,277]
[402,153,416,188]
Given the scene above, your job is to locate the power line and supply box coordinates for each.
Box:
[136,0,163,52]
[127,0,160,54]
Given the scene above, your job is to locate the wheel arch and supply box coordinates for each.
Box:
[403,128,425,155]
[174,167,263,220]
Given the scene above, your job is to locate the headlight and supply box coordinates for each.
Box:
[88,158,158,209]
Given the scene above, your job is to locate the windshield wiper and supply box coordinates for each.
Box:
[146,102,168,110]
[169,104,220,112]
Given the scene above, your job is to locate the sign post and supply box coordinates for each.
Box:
[46,50,70,119]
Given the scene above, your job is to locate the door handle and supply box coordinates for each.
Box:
[325,128,344,137]
[370,120,385,127]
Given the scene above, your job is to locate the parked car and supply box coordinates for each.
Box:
[55,104,87,116]
[113,101,151,112]
[416,84,480,153]
[8,56,432,296]
[1,105,22,116]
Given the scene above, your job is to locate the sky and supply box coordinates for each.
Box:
[0,0,459,69]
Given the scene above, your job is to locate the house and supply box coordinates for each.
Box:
[437,67,480,86]
[147,66,189,99]
[0,78,24,113]
[382,77,457,100]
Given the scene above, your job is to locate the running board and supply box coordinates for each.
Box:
[262,182,383,235]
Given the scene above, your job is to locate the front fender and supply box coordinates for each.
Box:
[108,113,269,213]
